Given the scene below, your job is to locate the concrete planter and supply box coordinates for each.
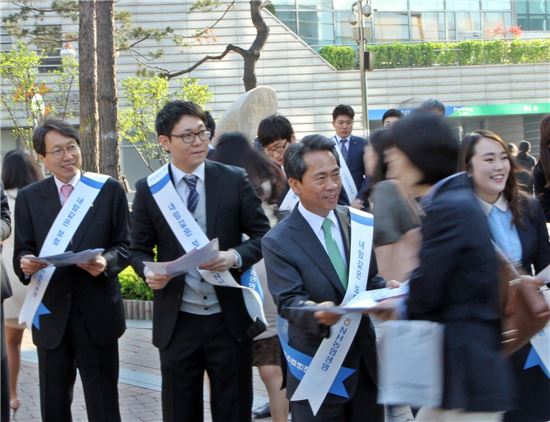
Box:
[123,299,153,320]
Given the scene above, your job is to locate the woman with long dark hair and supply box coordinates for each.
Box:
[210,132,289,422]
[1,149,43,416]
[534,114,550,220]
[459,130,550,422]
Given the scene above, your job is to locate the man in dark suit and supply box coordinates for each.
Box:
[1,183,12,422]
[262,135,385,421]
[130,100,271,422]
[13,119,130,422]
[331,105,369,208]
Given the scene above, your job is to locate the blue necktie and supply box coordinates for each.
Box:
[183,175,199,213]
[340,138,348,160]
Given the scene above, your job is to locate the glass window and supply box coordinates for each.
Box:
[411,12,444,40]
[484,12,509,33]
[38,25,62,73]
[335,10,355,44]
[515,0,528,13]
[409,0,444,11]
[371,0,408,12]
[374,11,410,41]
[276,10,298,33]
[271,0,297,10]
[297,0,333,10]
[527,0,547,13]
[333,0,355,11]
[445,12,457,40]
[446,0,480,10]
[481,0,511,10]
[298,11,335,46]
[456,11,482,38]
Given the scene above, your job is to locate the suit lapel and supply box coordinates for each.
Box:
[204,161,221,239]
[289,208,346,296]
[40,177,63,239]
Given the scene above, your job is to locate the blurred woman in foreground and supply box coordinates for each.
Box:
[383,113,515,422]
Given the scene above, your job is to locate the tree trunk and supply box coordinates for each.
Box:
[79,0,99,172]
[96,0,120,180]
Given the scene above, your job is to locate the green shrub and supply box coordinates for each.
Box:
[118,266,153,301]
[319,45,356,70]
[367,39,550,69]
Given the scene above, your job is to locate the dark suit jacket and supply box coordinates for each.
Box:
[506,196,550,422]
[1,184,11,303]
[407,173,514,412]
[337,134,369,203]
[130,160,271,349]
[13,176,129,349]
[262,205,384,403]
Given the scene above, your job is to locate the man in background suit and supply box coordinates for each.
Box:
[262,135,385,421]
[130,100,271,421]
[1,183,12,422]
[331,105,369,208]
[13,119,130,421]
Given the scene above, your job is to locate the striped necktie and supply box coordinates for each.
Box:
[182,175,199,213]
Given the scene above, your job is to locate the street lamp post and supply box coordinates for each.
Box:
[351,1,372,137]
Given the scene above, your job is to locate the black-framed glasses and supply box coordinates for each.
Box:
[169,130,211,144]
[45,144,80,159]
[265,141,288,154]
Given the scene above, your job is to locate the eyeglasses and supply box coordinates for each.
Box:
[169,130,211,144]
[45,144,80,159]
[265,141,288,154]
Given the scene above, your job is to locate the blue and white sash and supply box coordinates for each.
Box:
[332,136,358,203]
[147,164,266,325]
[18,173,109,329]
[288,207,374,415]
[524,290,550,378]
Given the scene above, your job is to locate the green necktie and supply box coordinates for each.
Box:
[321,218,348,288]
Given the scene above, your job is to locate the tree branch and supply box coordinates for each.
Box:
[162,43,246,79]
[128,48,171,74]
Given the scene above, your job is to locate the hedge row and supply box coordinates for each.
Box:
[119,266,153,301]
[319,39,550,70]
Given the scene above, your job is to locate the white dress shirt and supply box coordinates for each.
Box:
[298,203,346,263]
[54,171,81,204]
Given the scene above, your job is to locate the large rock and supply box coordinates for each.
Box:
[214,86,277,144]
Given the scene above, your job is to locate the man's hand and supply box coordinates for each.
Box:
[144,267,172,290]
[368,298,400,321]
[77,255,107,277]
[20,255,48,276]
[521,275,545,287]
[314,301,342,326]
[199,250,236,272]
[386,279,401,288]
[350,198,364,209]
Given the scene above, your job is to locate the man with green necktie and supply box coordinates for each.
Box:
[262,135,386,422]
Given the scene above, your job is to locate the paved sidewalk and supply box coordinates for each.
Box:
[12,320,413,422]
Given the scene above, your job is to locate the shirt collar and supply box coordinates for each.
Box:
[477,194,509,216]
[53,170,81,193]
[170,162,205,185]
[298,202,339,235]
[334,135,350,143]
[420,172,463,208]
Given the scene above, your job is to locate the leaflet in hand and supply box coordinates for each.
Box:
[295,283,409,314]
[143,238,220,277]
[27,248,105,267]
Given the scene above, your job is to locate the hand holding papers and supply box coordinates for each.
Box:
[143,238,220,277]
[297,283,409,315]
[26,248,105,267]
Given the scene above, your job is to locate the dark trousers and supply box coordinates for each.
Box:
[159,312,253,422]
[1,304,9,422]
[37,305,120,422]
[290,361,384,422]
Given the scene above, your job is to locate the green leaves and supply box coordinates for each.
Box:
[319,45,356,70]
[119,76,212,172]
[369,39,550,69]
[118,266,153,301]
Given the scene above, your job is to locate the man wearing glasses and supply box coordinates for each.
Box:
[13,118,130,421]
[130,100,270,421]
